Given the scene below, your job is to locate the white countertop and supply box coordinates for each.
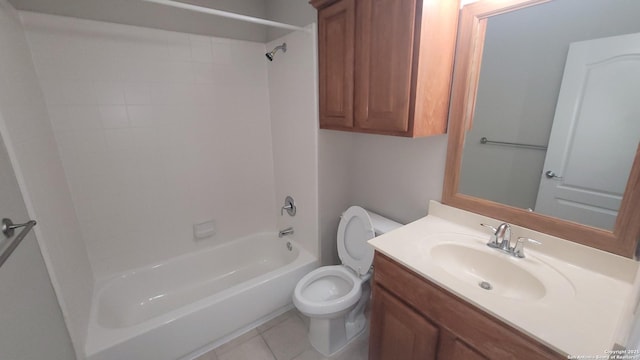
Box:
[368,201,639,357]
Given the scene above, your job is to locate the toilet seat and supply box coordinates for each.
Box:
[293,265,363,317]
[337,206,375,276]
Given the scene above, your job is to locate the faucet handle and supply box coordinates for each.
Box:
[281,196,296,216]
[480,223,500,248]
[480,223,497,233]
[513,237,541,258]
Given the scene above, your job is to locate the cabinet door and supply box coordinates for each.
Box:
[317,0,355,129]
[354,0,417,133]
[437,330,488,360]
[369,284,439,360]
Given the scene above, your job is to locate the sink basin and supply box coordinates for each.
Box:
[430,243,546,301]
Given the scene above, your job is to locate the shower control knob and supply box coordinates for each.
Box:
[281,196,296,216]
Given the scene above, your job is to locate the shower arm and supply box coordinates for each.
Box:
[266,43,287,61]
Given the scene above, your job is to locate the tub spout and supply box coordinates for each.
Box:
[278,227,294,238]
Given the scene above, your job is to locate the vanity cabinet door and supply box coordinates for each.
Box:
[316,0,355,129]
[369,284,439,360]
[437,330,488,360]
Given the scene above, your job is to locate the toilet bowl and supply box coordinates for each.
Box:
[293,206,402,356]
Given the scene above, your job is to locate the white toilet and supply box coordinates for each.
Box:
[293,206,402,356]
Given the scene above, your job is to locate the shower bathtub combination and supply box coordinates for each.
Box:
[85,233,317,360]
[0,0,320,358]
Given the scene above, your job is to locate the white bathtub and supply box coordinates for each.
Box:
[85,233,318,360]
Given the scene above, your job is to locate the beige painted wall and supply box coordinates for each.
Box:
[0,128,75,360]
[348,133,448,225]
[317,131,448,265]
[0,1,94,356]
[318,130,354,264]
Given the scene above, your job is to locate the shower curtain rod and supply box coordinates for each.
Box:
[141,0,311,33]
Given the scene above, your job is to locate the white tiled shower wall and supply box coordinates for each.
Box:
[267,25,319,263]
[22,12,280,278]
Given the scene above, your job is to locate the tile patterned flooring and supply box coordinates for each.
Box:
[194,310,369,360]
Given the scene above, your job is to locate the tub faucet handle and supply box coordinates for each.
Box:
[281,196,296,216]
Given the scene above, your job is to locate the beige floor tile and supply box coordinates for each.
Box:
[290,332,368,360]
[217,336,275,360]
[199,311,369,360]
[214,329,259,356]
[291,348,329,360]
[262,315,312,360]
[296,312,310,329]
[257,309,297,333]
[332,335,368,360]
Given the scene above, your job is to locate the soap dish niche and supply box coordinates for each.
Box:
[194,220,216,240]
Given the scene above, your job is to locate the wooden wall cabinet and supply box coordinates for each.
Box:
[310,0,459,137]
[370,253,565,360]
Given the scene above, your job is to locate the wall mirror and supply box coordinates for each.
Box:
[444,0,640,257]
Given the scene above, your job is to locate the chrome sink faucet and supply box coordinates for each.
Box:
[481,223,540,258]
[481,222,511,250]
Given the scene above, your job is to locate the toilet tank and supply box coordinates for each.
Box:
[367,211,403,236]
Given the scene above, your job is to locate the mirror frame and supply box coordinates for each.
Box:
[443,0,640,258]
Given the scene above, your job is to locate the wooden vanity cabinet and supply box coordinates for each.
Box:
[310,0,459,137]
[369,252,565,360]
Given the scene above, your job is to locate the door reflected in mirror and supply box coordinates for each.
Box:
[457,0,640,231]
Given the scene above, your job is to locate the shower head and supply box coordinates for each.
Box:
[266,43,287,61]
